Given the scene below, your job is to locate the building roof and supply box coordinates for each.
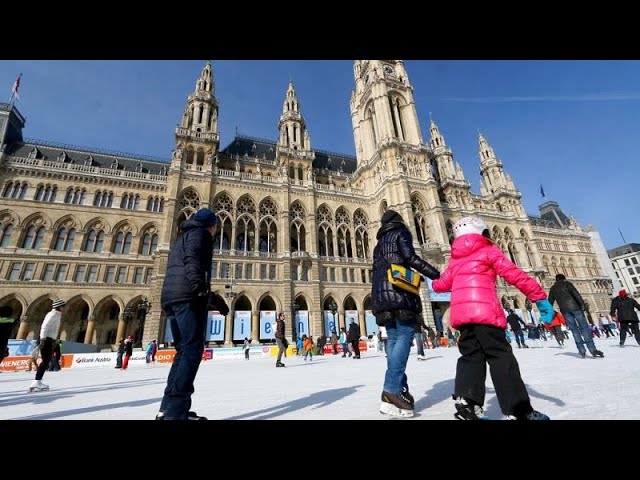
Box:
[4,138,170,175]
[607,243,640,258]
[219,135,357,173]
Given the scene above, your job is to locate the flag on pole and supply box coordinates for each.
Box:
[540,184,546,199]
[10,73,22,102]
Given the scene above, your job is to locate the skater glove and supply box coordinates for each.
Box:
[536,299,554,324]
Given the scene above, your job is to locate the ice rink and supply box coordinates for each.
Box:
[1,334,637,420]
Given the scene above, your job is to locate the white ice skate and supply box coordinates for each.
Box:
[28,380,49,392]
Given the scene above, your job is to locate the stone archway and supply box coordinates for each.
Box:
[61,296,91,343]
[93,297,122,347]
[25,295,55,340]
[0,294,24,339]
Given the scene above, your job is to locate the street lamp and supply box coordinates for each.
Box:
[292,301,300,342]
[124,307,134,343]
[136,298,151,347]
[328,299,338,334]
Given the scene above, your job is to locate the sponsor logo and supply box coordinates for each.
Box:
[0,359,29,367]
[75,357,112,363]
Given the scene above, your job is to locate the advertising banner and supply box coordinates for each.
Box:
[365,310,377,336]
[208,313,226,341]
[259,311,276,340]
[323,311,339,336]
[294,311,309,338]
[345,310,359,331]
[233,311,252,341]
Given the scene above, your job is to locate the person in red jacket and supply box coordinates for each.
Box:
[545,311,567,347]
[432,216,554,421]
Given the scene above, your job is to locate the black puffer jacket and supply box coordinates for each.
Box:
[161,219,214,308]
[548,279,586,313]
[371,211,440,314]
[610,295,640,323]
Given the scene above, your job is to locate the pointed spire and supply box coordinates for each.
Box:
[429,116,446,149]
[478,132,496,163]
[278,81,310,151]
[194,61,214,95]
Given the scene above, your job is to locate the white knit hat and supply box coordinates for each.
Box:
[52,299,66,309]
[452,216,488,238]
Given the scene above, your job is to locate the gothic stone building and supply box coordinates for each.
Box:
[0,60,613,348]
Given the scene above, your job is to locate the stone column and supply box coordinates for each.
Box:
[225,311,233,345]
[251,311,259,342]
[116,315,127,343]
[84,316,96,344]
[16,315,29,339]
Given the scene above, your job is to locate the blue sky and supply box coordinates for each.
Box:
[0,60,637,250]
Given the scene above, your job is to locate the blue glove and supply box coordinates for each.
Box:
[536,299,554,324]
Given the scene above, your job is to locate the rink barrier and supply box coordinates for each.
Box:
[1,341,370,372]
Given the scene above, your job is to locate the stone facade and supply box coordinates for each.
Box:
[0,60,613,348]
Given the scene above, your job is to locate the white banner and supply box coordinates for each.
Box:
[365,310,377,336]
[208,313,226,341]
[323,311,339,336]
[295,311,309,338]
[345,310,358,330]
[211,346,272,361]
[259,311,276,340]
[233,311,252,341]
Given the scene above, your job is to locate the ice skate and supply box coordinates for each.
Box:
[453,397,489,420]
[506,410,550,420]
[379,391,414,418]
[28,380,49,392]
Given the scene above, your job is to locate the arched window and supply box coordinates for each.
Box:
[141,233,159,255]
[83,229,105,253]
[113,231,133,254]
[0,224,13,247]
[21,224,46,250]
[54,227,76,251]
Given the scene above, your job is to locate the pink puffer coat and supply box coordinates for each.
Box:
[432,234,546,329]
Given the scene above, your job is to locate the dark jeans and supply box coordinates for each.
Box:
[276,338,285,364]
[513,329,525,347]
[455,324,532,417]
[350,340,360,358]
[115,352,123,368]
[620,322,640,345]
[159,299,207,419]
[35,338,54,381]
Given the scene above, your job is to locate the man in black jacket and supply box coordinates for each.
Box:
[371,210,440,418]
[610,289,640,346]
[506,310,528,349]
[348,319,361,359]
[156,208,224,420]
[548,274,603,358]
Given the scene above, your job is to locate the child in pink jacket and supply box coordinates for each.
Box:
[432,216,554,420]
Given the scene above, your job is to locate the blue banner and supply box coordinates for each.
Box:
[324,311,339,336]
[259,311,276,340]
[208,313,226,341]
[427,277,451,302]
[345,310,358,331]
[233,311,252,341]
[295,311,309,338]
[365,310,377,336]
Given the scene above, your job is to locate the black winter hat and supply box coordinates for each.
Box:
[381,209,403,225]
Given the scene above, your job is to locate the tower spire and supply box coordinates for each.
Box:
[278,81,311,151]
[174,61,220,169]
